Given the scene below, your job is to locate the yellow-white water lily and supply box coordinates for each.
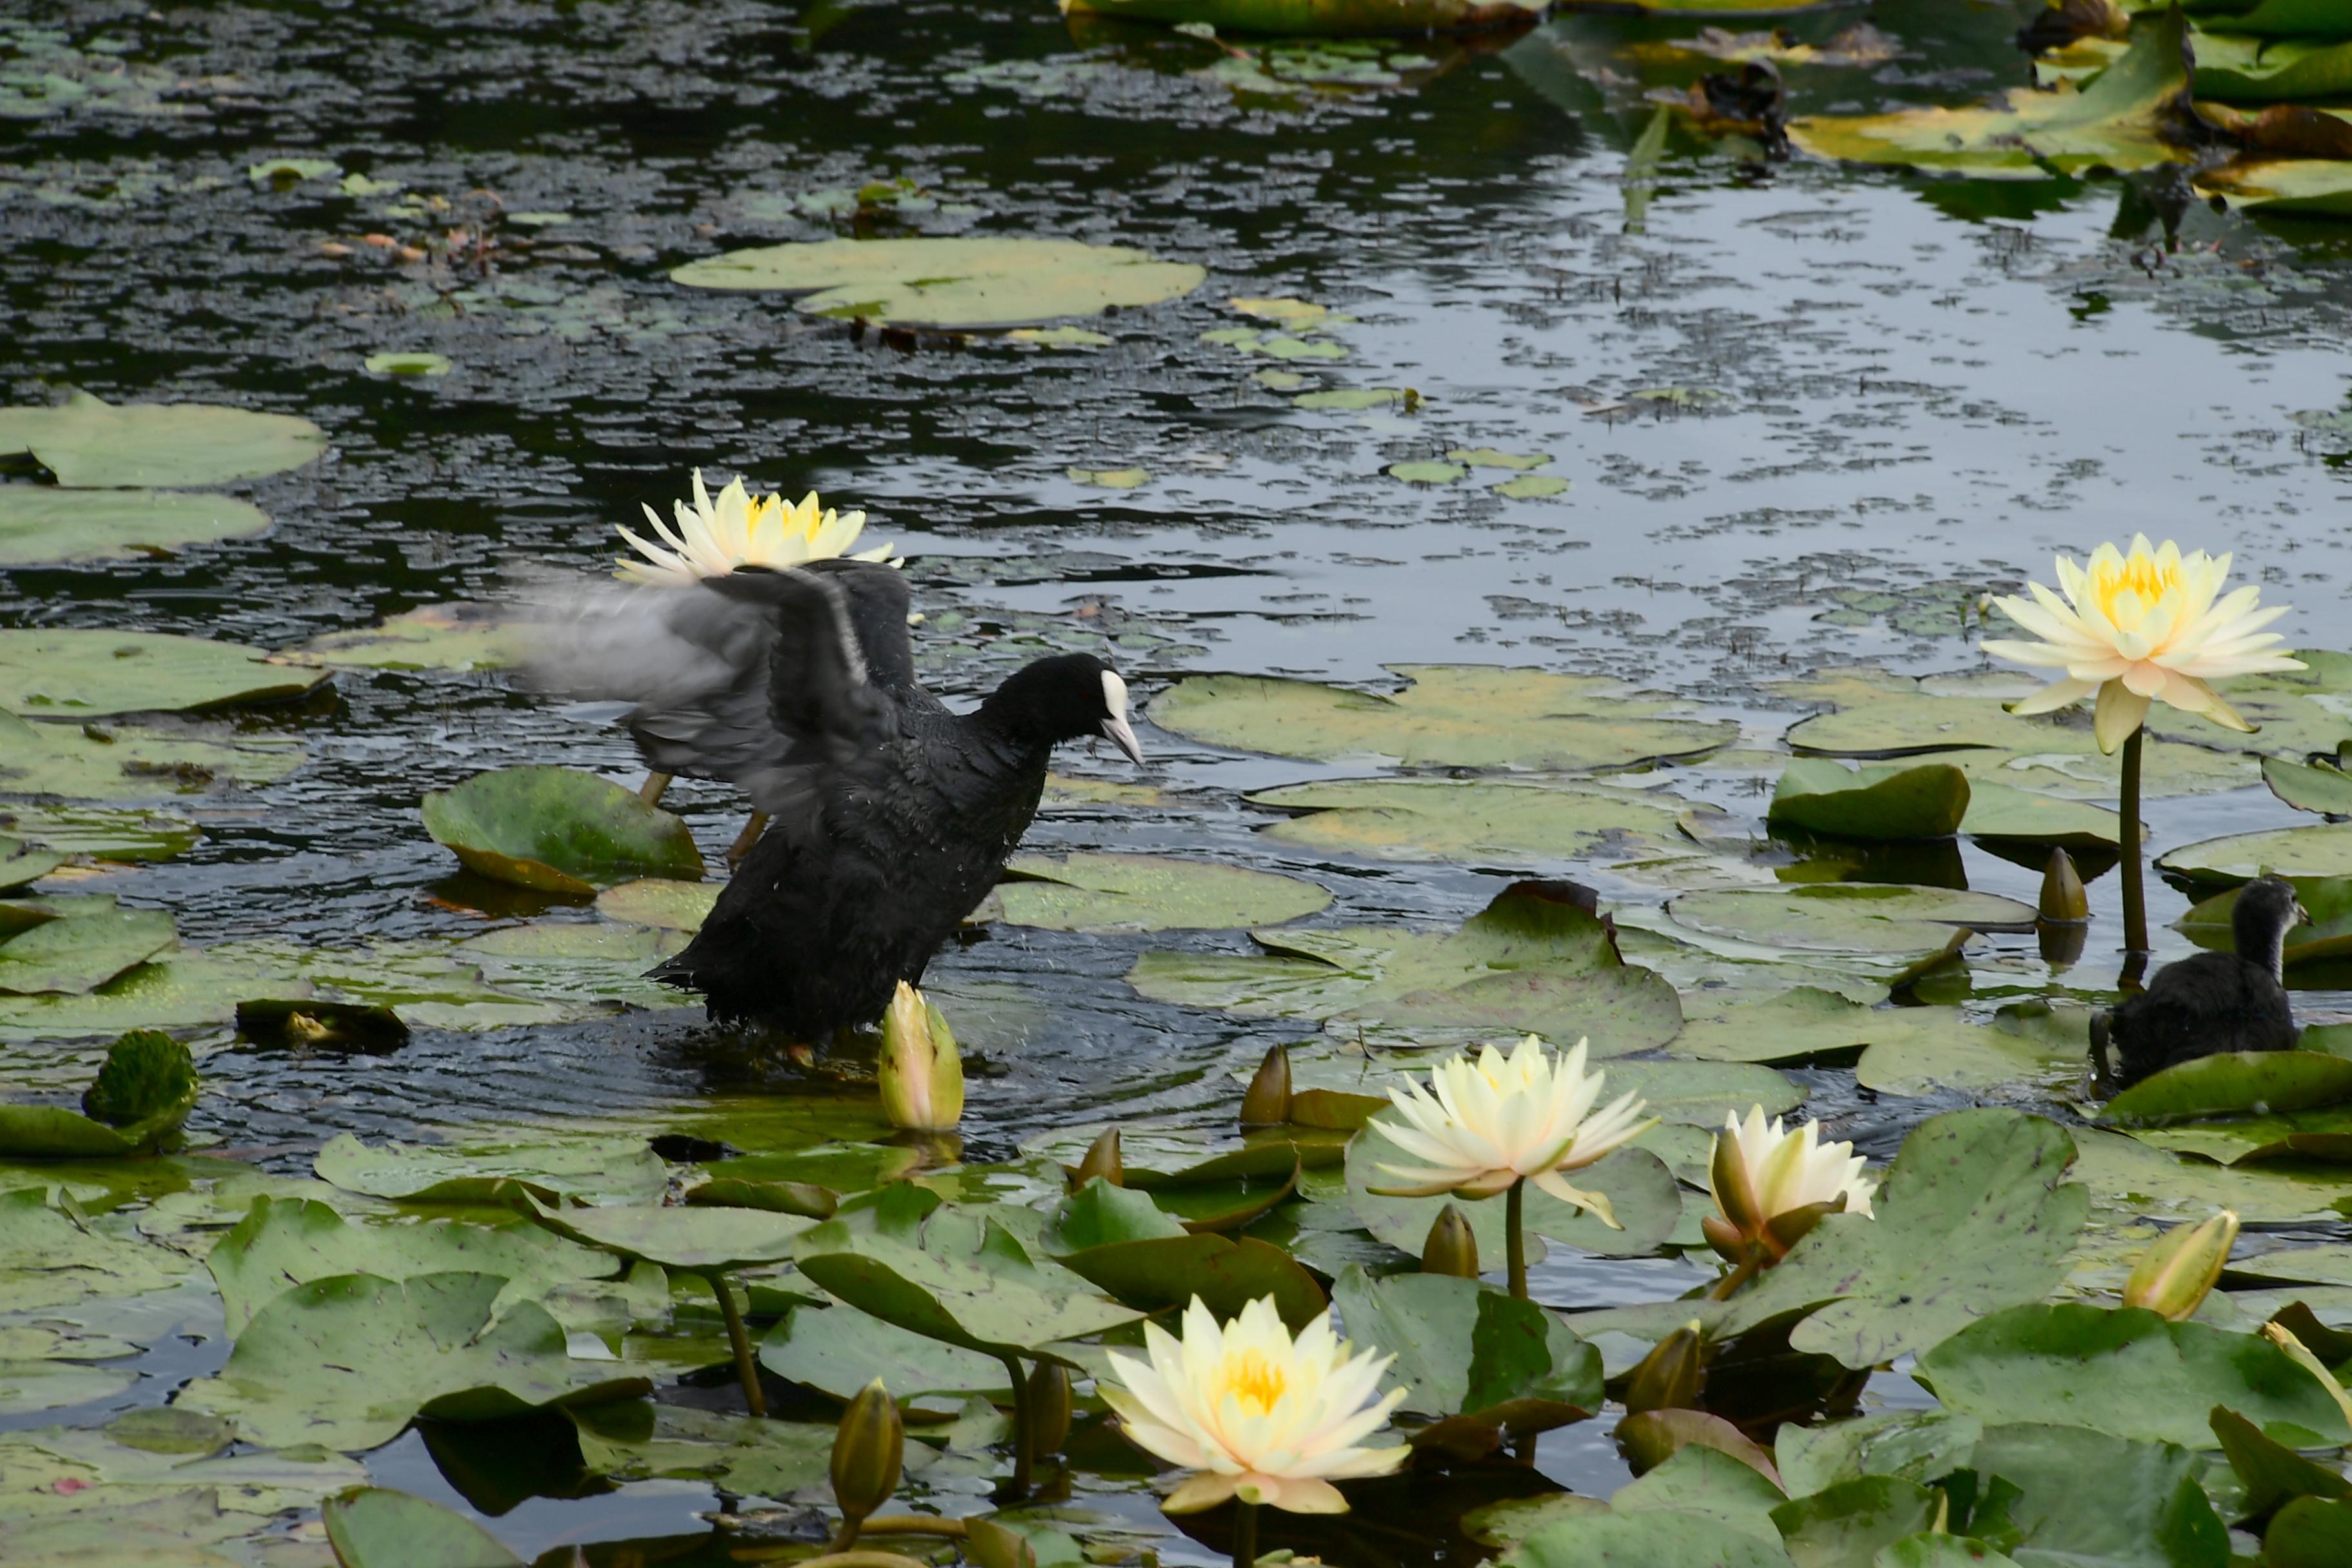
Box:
[1983,534,2301,754]
[616,469,896,585]
[1369,1035,1652,1228]
[876,981,962,1132]
[1101,1295,1409,1515]
[1703,1106,1874,1265]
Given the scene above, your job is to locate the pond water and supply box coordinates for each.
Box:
[6,0,2352,1563]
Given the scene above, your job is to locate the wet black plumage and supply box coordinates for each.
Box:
[2092,876,2311,1092]
[531,560,1142,1037]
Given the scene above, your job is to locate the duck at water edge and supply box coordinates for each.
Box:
[2092,875,2312,1092]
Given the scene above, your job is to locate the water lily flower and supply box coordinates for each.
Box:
[877,981,962,1131]
[1983,534,2300,755]
[616,469,897,585]
[1102,1295,1409,1527]
[1369,1035,1652,1222]
[1703,1106,1875,1277]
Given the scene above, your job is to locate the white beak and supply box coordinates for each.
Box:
[1102,714,1145,766]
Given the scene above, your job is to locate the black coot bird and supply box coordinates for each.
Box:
[533,560,1144,1036]
[2091,875,2311,1092]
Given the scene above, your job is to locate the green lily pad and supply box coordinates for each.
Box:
[0,1186,195,1311]
[0,836,65,892]
[1129,880,1686,1055]
[1787,8,2190,175]
[0,488,271,567]
[2198,156,2352,219]
[1245,776,1690,863]
[0,1028,203,1157]
[280,602,533,672]
[1067,466,1148,489]
[0,946,306,1041]
[179,1271,649,1451]
[422,766,705,894]
[0,1359,138,1415]
[0,392,326,487]
[455,921,693,1014]
[1151,665,1736,770]
[1494,474,1571,500]
[2073,1126,2349,1224]
[0,1422,367,1524]
[759,1300,1011,1409]
[2193,30,2352,102]
[322,1488,522,1568]
[986,851,1329,932]
[1295,387,1415,411]
[1623,1110,2089,1371]
[313,1133,671,1207]
[0,906,173,995]
[567,1402,837,1498]
[2265,754,2352,817]
[672,237,1206,329]
[1,806,201,862]
[1767,759,1970,841]
[362,351,451,377]
[2158,826,2352,885]
[1332,1266,1601,1421]
[525,1196,813,1275]
[0,631,326,717]
[1855,1001,2092,1097]
[1665,884,2034,961]
[1346,1119,1684,1262]
[0,709,303,802]
[1044,1182,1328,1328]
[2099,1052,2352,1126]
[1507,1510,1794,1568]
[1387,460,1465,484]
[1008,325,1113,347]
[1769,1477,1936,1567]
[208,1195,620,1333]
[1916,1303,2352,1449]
[1959,781,2126,847]
[2270,1496,2352,1568]
[247,157,339,184]
[1446,447,1549,471]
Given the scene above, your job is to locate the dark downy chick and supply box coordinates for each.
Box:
[528,560,1143,1039]
[2092,875,2311,1092]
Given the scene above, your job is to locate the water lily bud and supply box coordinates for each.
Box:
[1239,1044,1292,1128]
[1071,1126,1124,1190]
[830,1377,904,1529]
[2039,847,2090,925]
[1620,1320,1705,1416]
[964,1516,1037,1568]
[1707,1106,1874,1265]
[877,981,963,1132]
[2124,1210,2238,1322]
[1026,1360,1072,1456]
[1421,1204,1480,1279]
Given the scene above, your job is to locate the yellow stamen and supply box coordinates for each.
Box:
[1217,1351,1288,1414]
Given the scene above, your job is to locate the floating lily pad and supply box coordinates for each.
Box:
[362,351,451,377]
[1066,466,1148,489]
[986,851,1329,932]
[1959,781,2126,847]
[1,806,200,861]
[0,1186,192,1311]
[760,1299,1011,1410]
[0,906,174,995]
[1152,665,1735,770]
[1856,1001,2092,1097]
[567,1402,837,1498]
[0,1028,201,1157]
[1044,1181,1328,1328]
[2265,753,2352,817]
[526,1197,813,1275]
[2198,156,2352,218]
[1446,447,1548,471]
[2158,826,2352,885]
[280,602,531,672]
[0,393,326,488]
[313,1133,671,1207]
[422,767,704,894]
[456,921,692,1015]
[0,488,271,567]
[1916,1303,2351,1449]
[1387,460,1465,484]
[179,1271,648,1452]
[208,1196,620,1333]
[1788,8,2189,175]
[1665,885,2032,961]
[672,237,1206,329]
[1494,473,1570,500]
[2193,30,2352,103]
[2099,1051,2352,1126]
[0,1358,138,1415]
[1767,759,1970,841]
[0,709,304,802]
[0,945,302,1041]
[1296,387,1415,411]
[323,1489,523,1568]
[2072,1126,2349,1225]
[1505,1510,1792,1568]
[0,836,64,892]
[247,157,338,185]
[1130,880,1686,1055]
[0,631,326,717]
[1334,1266,1600,1420]
[1008,325,1112,347]
[593,877,717,931]
[1246,776,1690,863]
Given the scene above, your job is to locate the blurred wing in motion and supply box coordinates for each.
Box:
[522,560,914,814]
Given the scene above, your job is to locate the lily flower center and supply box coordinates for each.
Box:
[2091,554,2180,629]
[1217,1350,1288,1415]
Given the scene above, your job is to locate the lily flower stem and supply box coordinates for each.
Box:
[1231,1498,1260,1568]
[852,1518,968,1540]
[999,1353,1034,1497]
[709,1270,767,1418]
[1506,1176,1528,1300]
[2119,726,2148,965]
[639,771,672,805]
[1706,1250,1766,1302]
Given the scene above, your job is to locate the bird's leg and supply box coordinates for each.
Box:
[2087,1014,2117,1098]
[639,771,674,805]
[727,812,769,867]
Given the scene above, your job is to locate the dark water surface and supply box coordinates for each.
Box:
[6,0,2352,1559]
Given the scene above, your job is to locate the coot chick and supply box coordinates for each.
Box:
[533,561,1143,1037]
[2092,876,2311,1092]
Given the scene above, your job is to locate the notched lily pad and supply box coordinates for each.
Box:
[0,392,326,488]
[986,851,1330,932]
[422,767,705,894]
[672,237,1206,329]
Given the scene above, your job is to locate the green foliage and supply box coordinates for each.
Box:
[420,766,704,894]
